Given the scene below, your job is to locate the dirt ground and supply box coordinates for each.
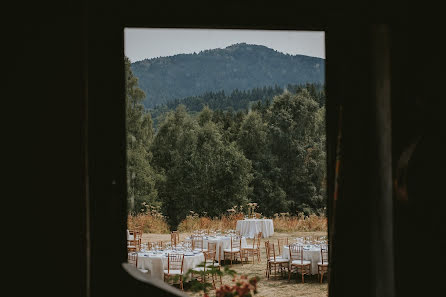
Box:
[143,231,328,297]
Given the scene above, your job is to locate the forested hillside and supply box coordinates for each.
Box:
[150,83,325,129]
[125,56,326,229]
[131,43,325,108]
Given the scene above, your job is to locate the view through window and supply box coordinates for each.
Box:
[124,28,327,296]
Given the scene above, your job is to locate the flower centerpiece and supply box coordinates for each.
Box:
[247,203,258,219]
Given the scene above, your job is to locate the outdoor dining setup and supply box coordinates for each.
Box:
[127,228,329,291]
[126,229,254,290]
[265,235,329,283]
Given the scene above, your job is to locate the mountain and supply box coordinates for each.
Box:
[131,43,325,108]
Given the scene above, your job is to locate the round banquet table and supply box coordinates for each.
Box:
[281,245,322,275]
[185,236,248,262]
[137,250,205,280]
[236,219,274,238]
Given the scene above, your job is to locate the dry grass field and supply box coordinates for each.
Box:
[129,212,327,234]
[142,231,328,297]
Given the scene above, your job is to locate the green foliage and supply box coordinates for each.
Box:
[149,83,325,129]
[125,56,162,214]
[265,89,327,214]
[234,87,327,216]
[171,264,237,294]
[126,52,326,226]
[151,106,253,230]
[172,264,259,297]
[131,43,325,108]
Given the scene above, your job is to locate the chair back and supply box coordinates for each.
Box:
[135,230,142,240]
[192,236,204,251]
[167,253,184,273]
[127,239,140,252]
[148,241,164,250]
[266,241,277,261]
[321,245,329,264]
[204,249,217,267]
[171,231,180,247]
[128,229,142,251]
[264,240,270,260]
[230,236,241,250]
[208,242,217,252]
[255,232,262,249]
[248,233,260,248]
[128,252,138,266]
[277,238,289,254]
[129,229,142,241]
[289,244,304,264]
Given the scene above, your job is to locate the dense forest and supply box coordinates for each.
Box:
[131,43,325,108]
[126,56,326,230]
[149,83,325,129]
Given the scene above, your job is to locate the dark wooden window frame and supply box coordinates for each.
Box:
[86,8,396,296]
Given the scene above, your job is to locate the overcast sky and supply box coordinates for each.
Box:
[124,28,325,63]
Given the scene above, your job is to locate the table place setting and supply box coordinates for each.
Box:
[279,237,328,275]
[136,247,206,280]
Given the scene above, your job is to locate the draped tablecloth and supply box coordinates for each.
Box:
[137,251,205,280]
[282,245,321,275]
[185,236,248,262]
[236,219,274,238]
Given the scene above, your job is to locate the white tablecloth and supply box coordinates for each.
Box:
[137,251,205,280]
[236,219,274,238]
[185,236,248,262]
[282,245,322,275]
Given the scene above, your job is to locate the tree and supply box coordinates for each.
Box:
[125,56,160,214]
[151,106,200,229]
[151,106,253,229]
[237,111,288,216]
[266,89,326,214]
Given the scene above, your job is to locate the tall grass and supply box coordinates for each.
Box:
[272,213,327,232]
[178,212,246,232]
[127,210,327,234]
[127,211,170,234]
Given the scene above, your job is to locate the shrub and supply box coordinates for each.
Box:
[127,203,170,233]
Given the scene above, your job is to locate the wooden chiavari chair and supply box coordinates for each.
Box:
[265,241,289,279]
[192,248,219,288]
[127,229,142,252]
[147,241,164,250]
[241,232,262,264]
[223,235,242,266]
[128,252,137,266]
[171,231,180,248]
[207,242,217,254]
[289,244,311,283]
[127,252,148,274]
[264,240,270,277]
[191,236,208,252]
[277,237,289,256]
[204,242,222,285]
[255,232,262,262]
[318,245,329,283]
[127,239,138,252]
[164,253,185,291]
[147,241,155,250]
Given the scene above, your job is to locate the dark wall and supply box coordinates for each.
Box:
[391,22,446,297]
[5,2,86,296]
[6,1,445,297]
